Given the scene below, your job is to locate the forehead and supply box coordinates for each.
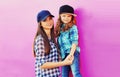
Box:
[60,13,72,16]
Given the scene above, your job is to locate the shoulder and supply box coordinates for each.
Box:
[35,34,43,43]
[70,25,78,31]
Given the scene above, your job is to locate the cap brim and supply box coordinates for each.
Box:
[61,13,77,16]
[42,15,54,21]
[71,14,77,16]
[67,13,77,16]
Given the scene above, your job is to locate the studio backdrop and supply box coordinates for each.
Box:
[0,0,120,77]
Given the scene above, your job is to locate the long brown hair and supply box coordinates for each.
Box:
[33,23,56,57]
[55,15,76,37]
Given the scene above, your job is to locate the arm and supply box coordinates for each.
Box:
[69,25,79,56]
[40,61,65,69]
[69,44,77,55]
[40,55,73,69]
[35,35,74,69]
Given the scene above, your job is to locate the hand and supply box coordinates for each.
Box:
[69,52,74,58]
[63,54,74,65]
[66,54,73,60]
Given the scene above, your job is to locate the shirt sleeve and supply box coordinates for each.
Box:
[34,35,46,67]
[69,25,79,45]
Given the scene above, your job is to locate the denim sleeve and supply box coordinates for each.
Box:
[34,35,46,67]
[69,25,79,45]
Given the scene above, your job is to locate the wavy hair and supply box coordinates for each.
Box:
[55,15,76,37]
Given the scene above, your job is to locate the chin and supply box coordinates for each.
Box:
[63,21,69,24]
[64,22,68,24]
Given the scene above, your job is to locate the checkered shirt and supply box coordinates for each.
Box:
[34,35,60,77]
[58,25,80,59]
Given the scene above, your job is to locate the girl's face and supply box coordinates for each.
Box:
[60,13,72,24]
[41,16,54,30]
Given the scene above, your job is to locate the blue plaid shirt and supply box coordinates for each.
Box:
[34,35,60,77]
[58,24,80,59]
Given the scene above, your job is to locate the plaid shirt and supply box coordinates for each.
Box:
[58,25,80,59]
[34,35,60,77]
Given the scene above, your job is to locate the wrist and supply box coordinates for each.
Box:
[70,52,74,55]
[61,61,66,66]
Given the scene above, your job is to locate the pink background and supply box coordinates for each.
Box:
[0,0,120,77]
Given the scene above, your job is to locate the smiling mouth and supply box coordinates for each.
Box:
[46,25,53,26]
[64,20,68,22]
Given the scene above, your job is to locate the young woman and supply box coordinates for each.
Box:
[55,5,81,77]
[33,10,74,77]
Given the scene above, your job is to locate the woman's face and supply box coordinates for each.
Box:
[60,13,72,24]
[41,16,54,30]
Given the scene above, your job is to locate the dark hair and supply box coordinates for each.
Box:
[33,23,56,57]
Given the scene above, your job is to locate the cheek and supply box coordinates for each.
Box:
[41,25,46,28]
[41,23,45,26]
[41,22,47,27]
[48,20,53,26]
[68,17,72,21]
[61,17,65,21]
[51,20,54,25]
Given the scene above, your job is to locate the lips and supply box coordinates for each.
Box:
[64,20,68,21]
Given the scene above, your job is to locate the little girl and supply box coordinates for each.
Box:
[33,10,74,77]
[55,5,81,77]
